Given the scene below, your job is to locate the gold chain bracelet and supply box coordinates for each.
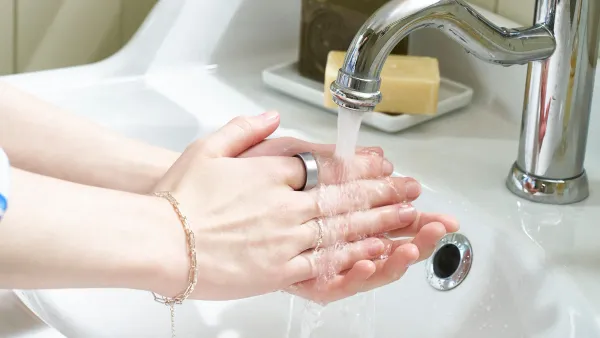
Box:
[152,191,198,338]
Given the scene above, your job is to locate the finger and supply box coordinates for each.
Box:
[262,153,395,191]
[326,260,376,302]
[195,112,280,158]
[385,222,447,263]
[406,222,447,262]
[292,225,445,301]
[243,156,306,189]
[359,243,420,293]
[309,177,421,217]
[240,137,384,159]
[315,151,393,184]
[386,212,459,238]
[288,260,376,305]
[298,204,417,251]
[296,243,418,300]
[284,237,385,283]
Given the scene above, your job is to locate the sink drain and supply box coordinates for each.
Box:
[425,233,472,291]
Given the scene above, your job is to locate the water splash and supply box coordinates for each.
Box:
[294,107,376,337]
[285,296,295,337]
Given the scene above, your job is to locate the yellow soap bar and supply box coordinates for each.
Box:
[324,51,440,115]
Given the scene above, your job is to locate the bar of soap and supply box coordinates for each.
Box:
[324,51,440,115]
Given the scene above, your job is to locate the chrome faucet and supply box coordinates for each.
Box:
[330,0,600,205]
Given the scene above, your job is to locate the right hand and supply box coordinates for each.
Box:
[150,112,453,301]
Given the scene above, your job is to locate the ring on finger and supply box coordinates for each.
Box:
[293,152,319,191]
[314,218,324,251]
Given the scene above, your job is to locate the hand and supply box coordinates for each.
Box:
[237,113,460,304]
[150,112,430,301]
[287,211,459,304]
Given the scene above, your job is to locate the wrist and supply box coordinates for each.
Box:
[76,193,188,293]
[139,194,193,298]
[122,148,180,194]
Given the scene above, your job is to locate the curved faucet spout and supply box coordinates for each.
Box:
[330,0,556,112]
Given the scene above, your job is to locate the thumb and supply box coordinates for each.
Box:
[199,111,280,158]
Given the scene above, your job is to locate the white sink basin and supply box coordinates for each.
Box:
[35,79,201,152]
[7,75,599,338]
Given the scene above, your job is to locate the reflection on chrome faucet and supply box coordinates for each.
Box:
[330,0,600,205]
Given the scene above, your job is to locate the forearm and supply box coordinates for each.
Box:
[0,82,178,194]
[0,167,181,292]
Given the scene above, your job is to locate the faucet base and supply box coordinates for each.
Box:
[505,163,589,205]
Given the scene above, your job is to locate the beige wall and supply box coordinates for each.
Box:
[0,0,14,75]
[0,0,535,76]
[468,0,535,25]
[0,0,157,76]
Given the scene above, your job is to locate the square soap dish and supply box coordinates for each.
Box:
[262,60,474,133]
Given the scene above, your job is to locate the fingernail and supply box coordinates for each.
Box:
[261,110,279,121]
[405,180,421,199]
[442,215,460,232]
[398,205,416,223]
[382,159,393,174]
[367,238,385,256]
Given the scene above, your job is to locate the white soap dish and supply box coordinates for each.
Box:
[262,60,474,133]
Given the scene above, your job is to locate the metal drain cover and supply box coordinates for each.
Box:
[425,233,473,291]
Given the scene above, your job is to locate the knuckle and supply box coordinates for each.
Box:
[278,137,298,149]
[383,178,403,202]
[295,193,320,216]
[278,137,307,156]
[231,116,253,133]
[375,209,389,228]
[279,136,295,143]
[336,217,353,241]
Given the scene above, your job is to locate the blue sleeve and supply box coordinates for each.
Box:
[0,148,9,219]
